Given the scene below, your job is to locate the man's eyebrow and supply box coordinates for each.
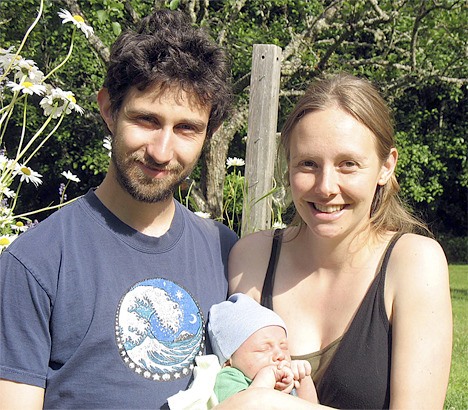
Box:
[125,109,208,129]
[181,119,209,130]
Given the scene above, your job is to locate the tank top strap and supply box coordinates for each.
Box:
[261,229,283,309]
[377,232,404,286]
[260,231,403,310]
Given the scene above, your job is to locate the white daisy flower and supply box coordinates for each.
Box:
[0,155,15,179]
[63,90,84,114]
[0,184,16,198]
[6,80,46,96]
[10,221,28,232]
[0,47,19,71]
[61,170,80,183]
[14,58,44,83]
[40,87,83,118]
[0,153,11,168]
[103,136,112,156]
[194,211,211,219]
[0,46,15,55]
[16,165,43,187]
[226,157,245,169]
[272,221,287,229]
[0,234,18,250]
[58,9,94,38]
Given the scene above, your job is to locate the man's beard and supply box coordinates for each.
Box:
[111,146,195,204]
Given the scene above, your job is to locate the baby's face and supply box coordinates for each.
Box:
[228,325,290,380]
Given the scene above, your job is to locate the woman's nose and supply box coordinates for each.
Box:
[314,167,339,196]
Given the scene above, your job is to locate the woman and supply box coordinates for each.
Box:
[224,73,452,409]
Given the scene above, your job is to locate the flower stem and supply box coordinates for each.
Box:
[43,28,76,82]
[10,196,80,220]
[0,0,44,83]
[0,91,21,143]
[16,94,29,157]
[23,111,66,166]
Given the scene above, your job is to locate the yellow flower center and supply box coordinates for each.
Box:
[69,95,77,104]
[73,15,85,23]
[21,166,31,176]
[23,81,33,88]
[15,221,24,227]
[0,237,11,246]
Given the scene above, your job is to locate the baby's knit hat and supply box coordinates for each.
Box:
[207,293,287,364]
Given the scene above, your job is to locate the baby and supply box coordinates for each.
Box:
[208,293,317,403]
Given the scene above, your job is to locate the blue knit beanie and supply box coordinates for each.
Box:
[208,293,287,364]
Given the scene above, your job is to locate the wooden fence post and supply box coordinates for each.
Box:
[241,44,282,237]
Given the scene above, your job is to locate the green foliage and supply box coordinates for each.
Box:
[222,168,245,234]
[438,236,468,264]
[0,0,466,239]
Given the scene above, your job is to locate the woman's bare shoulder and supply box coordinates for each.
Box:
[387,233,449,296]
[228,229,279,298]
[391,233,447,267]
[230,229,277,255]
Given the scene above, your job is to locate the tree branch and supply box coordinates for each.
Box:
[124,0,140,25]
[59,0,110,63]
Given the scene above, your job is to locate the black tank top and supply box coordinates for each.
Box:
[260,230,402,409]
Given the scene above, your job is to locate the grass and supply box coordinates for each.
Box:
[445,264,468,410]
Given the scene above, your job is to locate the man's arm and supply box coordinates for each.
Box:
[0,379,44,409]
[214,388,326,409]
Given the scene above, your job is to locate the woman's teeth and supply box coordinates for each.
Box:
[313,203,344,213]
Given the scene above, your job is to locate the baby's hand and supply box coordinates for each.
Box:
[290,360,318,403]
[290,359,312,387]
[273,360,295,394]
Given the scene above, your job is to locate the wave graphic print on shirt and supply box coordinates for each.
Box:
[115,278,204,381]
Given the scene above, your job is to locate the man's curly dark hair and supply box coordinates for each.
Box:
[103,9,232,138]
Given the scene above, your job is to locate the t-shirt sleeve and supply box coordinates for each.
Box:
[0,249,51,387]
[213,367,250,402]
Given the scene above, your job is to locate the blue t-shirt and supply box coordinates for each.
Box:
[0,189,237,409]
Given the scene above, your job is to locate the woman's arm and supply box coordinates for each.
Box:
[0,379,45,409]
[387,234,452,409]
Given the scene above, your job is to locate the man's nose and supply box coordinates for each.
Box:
[145,128,174,164]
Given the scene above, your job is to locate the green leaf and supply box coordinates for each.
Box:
[96,10,108,24]
[111,21,121,36]
[169,0,180,11]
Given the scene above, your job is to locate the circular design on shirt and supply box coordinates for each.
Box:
[115,278,205,381]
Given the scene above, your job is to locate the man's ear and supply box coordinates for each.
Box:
[97,88,115,134]
[378,148,398,186]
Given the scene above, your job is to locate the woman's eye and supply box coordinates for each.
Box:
[343,161,357,168]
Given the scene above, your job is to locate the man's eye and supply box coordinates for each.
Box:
[300,161,317,168]
[139,116,154,123]
[178,124,195,132]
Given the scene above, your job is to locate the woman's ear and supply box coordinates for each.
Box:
[378,148,398,186]
[97,88,115,134]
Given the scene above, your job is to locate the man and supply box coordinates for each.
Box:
[0,9,237,409]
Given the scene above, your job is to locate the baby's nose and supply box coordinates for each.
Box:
[272,347,285,362]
